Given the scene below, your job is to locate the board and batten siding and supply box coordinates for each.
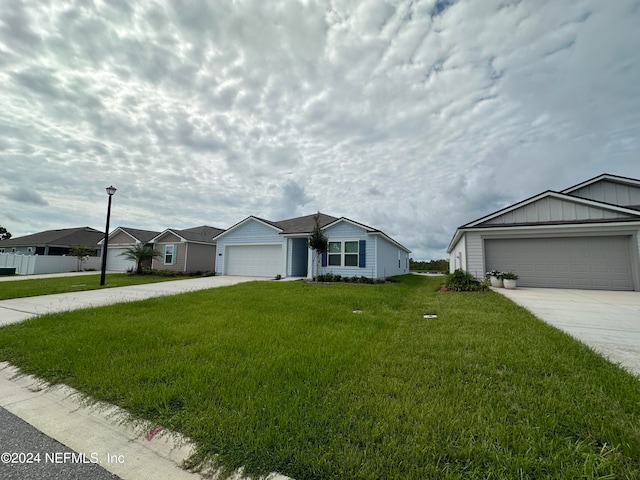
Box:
[568,180,640,207]
[463,232,485,278]
[215,220,282,274]
[484,196,632,226]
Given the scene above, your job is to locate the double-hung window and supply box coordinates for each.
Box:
[163,245,176,265]
[328,242,341,266]
[327,240,360,267]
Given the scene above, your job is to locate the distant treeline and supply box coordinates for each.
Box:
[409,258,449,272]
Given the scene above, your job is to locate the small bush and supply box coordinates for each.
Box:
[443,269,489,292]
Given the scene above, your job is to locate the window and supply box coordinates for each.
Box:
[345,241,358,266]
[326,240,361,267]
[328,242,341,266]
[163,245,176,265]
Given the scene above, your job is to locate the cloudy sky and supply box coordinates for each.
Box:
[1,0,639,260]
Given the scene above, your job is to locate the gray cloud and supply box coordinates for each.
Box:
[6,187,49,206]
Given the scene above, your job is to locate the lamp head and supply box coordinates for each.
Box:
[106,186,117,196]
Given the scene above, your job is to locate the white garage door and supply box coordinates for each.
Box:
[485,236,633,291]
[225,245,283,277]
[106,247,136,272]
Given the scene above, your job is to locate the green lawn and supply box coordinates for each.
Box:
[0,273,192,300]
[0,275,638,479]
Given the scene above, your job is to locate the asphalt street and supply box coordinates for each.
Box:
[0,406,121,480]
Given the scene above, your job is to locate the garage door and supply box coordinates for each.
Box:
[225,245,283,277]
[106,247,136,271]
[485,236,633,291]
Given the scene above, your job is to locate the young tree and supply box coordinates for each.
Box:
[119,245,160,274]
[0,226,11,241]
[307,212,328,282]
[70,244,93,271]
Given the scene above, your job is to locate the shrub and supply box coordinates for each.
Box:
[502,271,518,280]
[444,269,489,292]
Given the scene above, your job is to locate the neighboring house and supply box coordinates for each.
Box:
[447,173,640,291]
[151,226,225,273]
[213,212,410,279]
[0,227,103,256]
[99,227,161,272]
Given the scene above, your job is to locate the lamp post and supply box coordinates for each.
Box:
[100,186,117,286]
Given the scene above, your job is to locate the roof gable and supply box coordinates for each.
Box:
[104,227,160,244]
[465,191,640,228]
[213,216,283,241]
[562,174,640,209]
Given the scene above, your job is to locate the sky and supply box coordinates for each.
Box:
[1,0,639,260]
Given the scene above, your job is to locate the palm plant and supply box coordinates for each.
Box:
[119,245,160,275]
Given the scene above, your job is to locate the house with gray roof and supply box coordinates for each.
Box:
[150,225,225,273]
[213,212,410,279]
[0,227,103,256]
[100,227,161,271]
[447,173,640,291]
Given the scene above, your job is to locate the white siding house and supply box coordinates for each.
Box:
[447,174,640,291]
[214,213,410,279]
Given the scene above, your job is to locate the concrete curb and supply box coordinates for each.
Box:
[0,362,293,480]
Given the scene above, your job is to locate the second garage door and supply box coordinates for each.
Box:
[484,236,633,290]
[106,247,136,272]
[225,244,283,277]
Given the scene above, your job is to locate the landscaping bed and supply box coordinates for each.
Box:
[0,275,638,479]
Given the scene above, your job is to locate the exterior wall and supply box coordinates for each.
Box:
[184,243,216,272]
[152,242,186,272]
[321,222,376,278]
[465,232,485,279]
[448,235,466,273]
[215,220,282,274]
[484,196,632,225]
[109,231,136,245]
[466,223,640,289]
[375,235,409,278]
[569,180,640,207]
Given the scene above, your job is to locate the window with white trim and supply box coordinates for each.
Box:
[328,240,359,267]
[163,244,176,265]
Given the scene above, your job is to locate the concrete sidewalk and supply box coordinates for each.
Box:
[0,275,267,326]
[495,287,640,377]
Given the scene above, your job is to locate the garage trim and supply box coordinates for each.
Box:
[224,243,284,277]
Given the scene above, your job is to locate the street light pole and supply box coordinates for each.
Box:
[100,186,117,286]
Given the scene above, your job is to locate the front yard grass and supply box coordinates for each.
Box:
[0,275,639,479]
[0,273,192,300]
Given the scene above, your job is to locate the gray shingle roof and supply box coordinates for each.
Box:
[0,227,104,247]
[117,227,161,243]
[273,213,338,234]
[173,225,225,243]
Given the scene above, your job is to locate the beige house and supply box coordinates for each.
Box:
[151,226,224,273]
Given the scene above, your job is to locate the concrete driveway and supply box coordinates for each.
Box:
[0,275,268,326]
[496,287,640,377]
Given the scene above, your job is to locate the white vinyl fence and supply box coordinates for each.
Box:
[0,253,102,275]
